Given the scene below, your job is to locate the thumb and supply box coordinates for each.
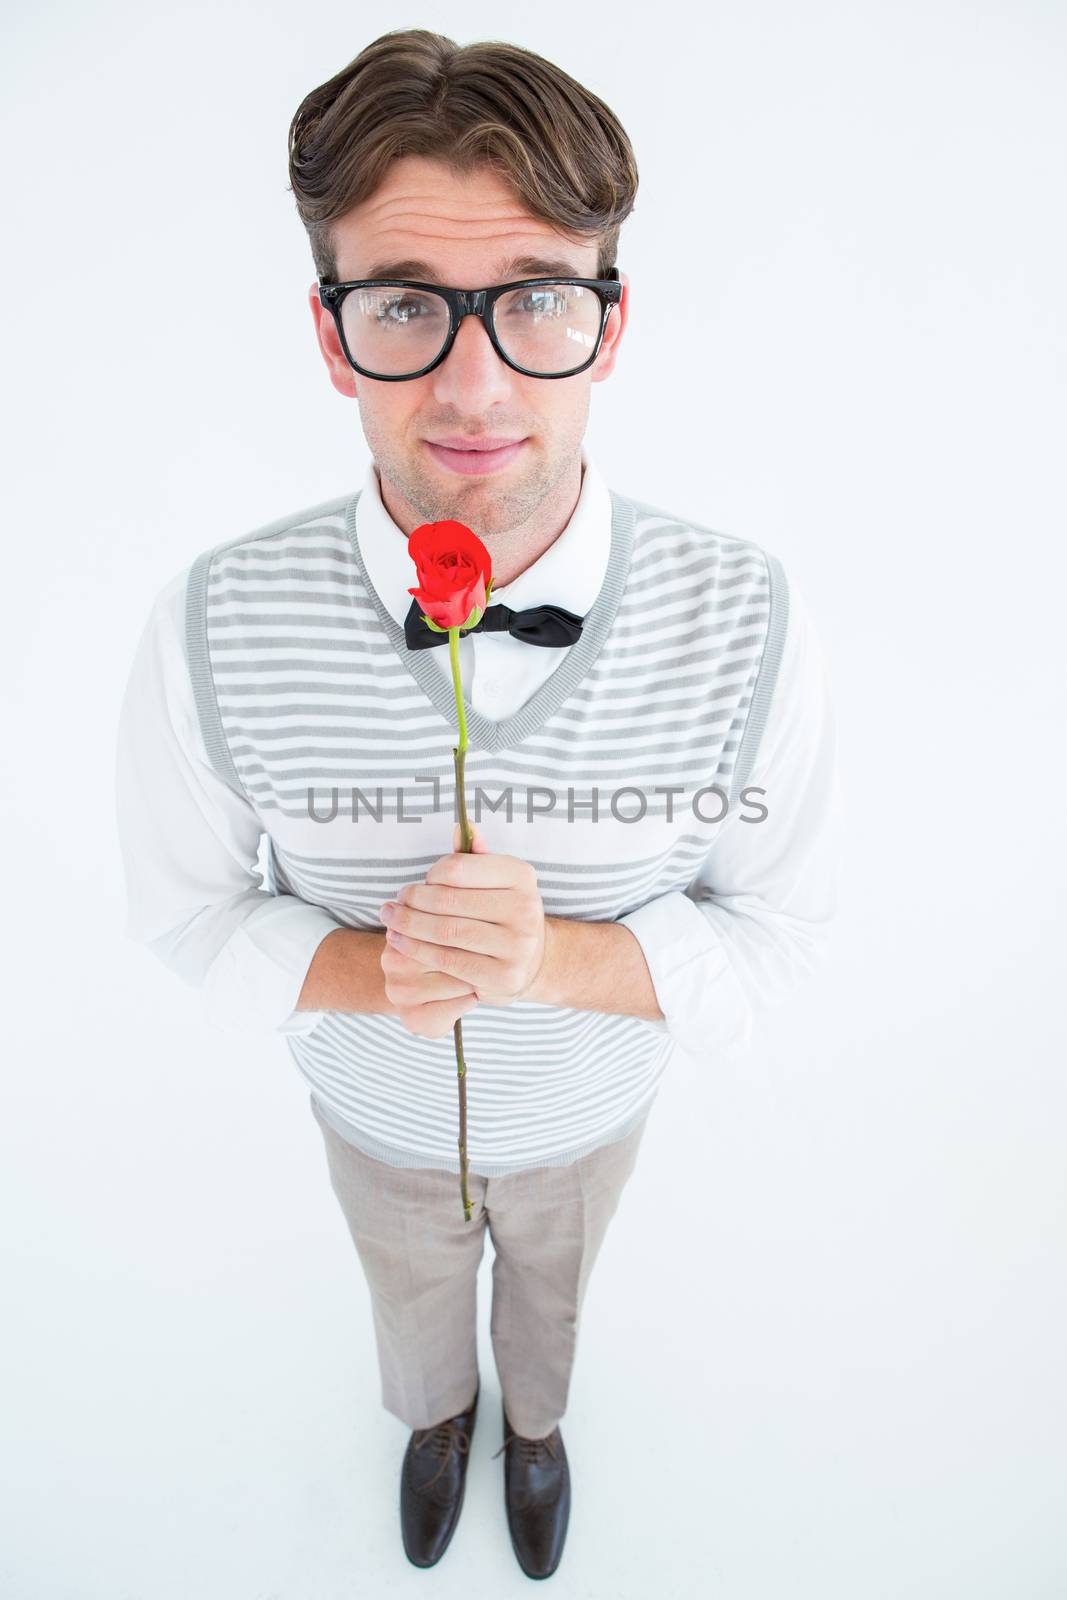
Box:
[453,819,490,853]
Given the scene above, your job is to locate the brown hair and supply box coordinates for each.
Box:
[286,28,639,284]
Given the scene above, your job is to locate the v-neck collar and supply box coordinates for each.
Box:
[342,485,635,754]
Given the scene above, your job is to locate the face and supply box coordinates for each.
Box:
[308,155,629,544]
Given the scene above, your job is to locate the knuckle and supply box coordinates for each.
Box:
[435,943,458,973]
[437,884,461,916]
[405,1010,437,1039]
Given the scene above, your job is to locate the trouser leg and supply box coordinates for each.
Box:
[486,1112,650,1439]
[308,1094,488,1430]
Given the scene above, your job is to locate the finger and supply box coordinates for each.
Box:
[385,902,509,958]
[392,883,516,926]
[399,994,479,1039]
[382,945,476,996]
[385,929,499,988]
[387,965,478,1002]
[428,846,522,887]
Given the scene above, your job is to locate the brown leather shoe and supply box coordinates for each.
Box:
[494,1402,571,1579]
[400,1381,479,1568]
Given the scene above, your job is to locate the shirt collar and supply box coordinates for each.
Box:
[355,444,612,629]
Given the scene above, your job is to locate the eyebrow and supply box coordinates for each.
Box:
[361,253,588,284]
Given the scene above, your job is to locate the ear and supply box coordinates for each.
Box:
[453,820,491,853]
[591,268,629,384]
[308,281,358,399]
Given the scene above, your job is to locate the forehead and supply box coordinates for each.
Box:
[333,155,597,283]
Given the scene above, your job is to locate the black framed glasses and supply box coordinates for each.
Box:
[317,269,622,381]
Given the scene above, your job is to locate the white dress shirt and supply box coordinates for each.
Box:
[359,445,611,719]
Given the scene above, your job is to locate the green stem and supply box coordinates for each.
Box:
[454,1012,472,1223]
[449,625,474,854]
[449,626,469,751]
[448,624,474,1220]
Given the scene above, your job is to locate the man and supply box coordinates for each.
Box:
[116,30,840,1580]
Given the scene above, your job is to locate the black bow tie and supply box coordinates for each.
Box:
[404,596,585,650]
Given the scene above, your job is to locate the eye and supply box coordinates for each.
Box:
[376,294,438,325]
[508,289,568,318]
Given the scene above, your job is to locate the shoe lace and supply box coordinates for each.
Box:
[492,1428,560,1466]
[411,1419,472,1493]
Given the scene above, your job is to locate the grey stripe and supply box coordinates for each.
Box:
[206,607,381,627]
[729,551,789,806]
[273,842,711,897]
[226,737,740,770]
[237,762,737,793]
[184,550,247,802]
[207,636,762,676]
[271,838,711,875]
[209,633,395,653]
[212,540,351,564]
[223,707,742,744]
[208,585,372,606]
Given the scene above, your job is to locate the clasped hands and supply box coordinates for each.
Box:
[379,822,548,1039]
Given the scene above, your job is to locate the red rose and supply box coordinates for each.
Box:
[407,520,493,631]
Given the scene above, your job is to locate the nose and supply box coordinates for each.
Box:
[432,305,515,406]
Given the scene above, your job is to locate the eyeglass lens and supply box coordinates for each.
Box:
[339,283,603,377]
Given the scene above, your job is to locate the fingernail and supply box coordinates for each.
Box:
[380,903,394,922]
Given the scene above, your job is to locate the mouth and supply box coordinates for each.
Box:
[424,439,528,476]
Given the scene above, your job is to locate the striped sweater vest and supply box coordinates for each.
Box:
[185,485,788,1175]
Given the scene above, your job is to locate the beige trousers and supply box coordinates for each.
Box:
[309,1093,650,1439]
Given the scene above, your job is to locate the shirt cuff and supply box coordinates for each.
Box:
[617,891,753,1060]
[200,898,345,1035]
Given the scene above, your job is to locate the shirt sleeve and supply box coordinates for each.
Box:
[616,568,842,1061]
[114,562,346,1035]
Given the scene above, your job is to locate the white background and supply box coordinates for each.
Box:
[2,3,1065,1596]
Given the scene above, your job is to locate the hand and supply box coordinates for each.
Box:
[378,822,548,1013]
[380,940,480,1038]
[378,823,489,1037]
